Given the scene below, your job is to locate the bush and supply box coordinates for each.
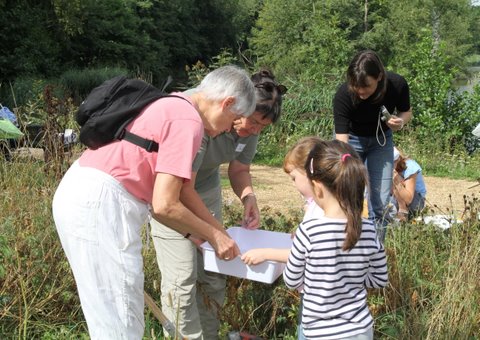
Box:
[0,77,50,109]
[59,67,130,105]
[255,79,337,165]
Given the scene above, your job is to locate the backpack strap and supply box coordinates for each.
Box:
[117,94,192,153]
[121,130,159,152]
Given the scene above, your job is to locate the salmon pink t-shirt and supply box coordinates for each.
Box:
[79,93,203,203]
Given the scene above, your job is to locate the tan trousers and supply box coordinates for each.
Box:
[151,184,225,340]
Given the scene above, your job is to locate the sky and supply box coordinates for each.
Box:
[473,0,480,6]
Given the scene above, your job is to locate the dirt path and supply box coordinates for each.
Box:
[22,147,477,216]
[222,164,479,216]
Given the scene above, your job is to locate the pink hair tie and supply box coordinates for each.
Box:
[341,153,351,162]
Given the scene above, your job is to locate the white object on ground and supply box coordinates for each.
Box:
[421,215,463,230]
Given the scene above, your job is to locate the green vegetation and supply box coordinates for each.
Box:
[466,54,480,66]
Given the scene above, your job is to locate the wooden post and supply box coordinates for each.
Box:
[144,291,186,339]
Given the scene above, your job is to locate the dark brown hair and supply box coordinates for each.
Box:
[305,140,368,251]
[251,68,287,123]
[347,50,387,105]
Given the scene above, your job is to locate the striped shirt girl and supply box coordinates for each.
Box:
[284,216,387,339]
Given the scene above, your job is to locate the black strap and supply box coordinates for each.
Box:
[122,131,158,152]
[118,94,191,153]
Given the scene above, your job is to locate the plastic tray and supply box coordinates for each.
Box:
[201,227,293,284]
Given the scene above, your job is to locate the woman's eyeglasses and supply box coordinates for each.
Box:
[255,81,288,95]
[247,116,270,129]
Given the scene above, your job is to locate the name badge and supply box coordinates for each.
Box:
[235,143,246,152]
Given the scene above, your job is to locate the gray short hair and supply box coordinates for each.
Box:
[196,65,256,117]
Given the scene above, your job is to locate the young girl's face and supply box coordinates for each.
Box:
[288,168,314,199]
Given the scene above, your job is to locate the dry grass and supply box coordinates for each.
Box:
[426,225,480,339]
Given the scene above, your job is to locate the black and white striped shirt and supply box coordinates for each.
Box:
[283,217,388,339]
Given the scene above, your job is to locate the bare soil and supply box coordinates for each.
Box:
[21,147,478,216]
[222,164,480,216]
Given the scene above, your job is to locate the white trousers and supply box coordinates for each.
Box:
[52,161,149,340]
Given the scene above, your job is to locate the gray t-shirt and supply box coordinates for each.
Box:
[192,131,259,193]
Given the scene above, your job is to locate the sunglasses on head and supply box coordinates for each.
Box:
[255,81,288,95]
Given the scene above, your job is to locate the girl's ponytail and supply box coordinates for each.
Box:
[306,140,368,251]
[336,150,367,250]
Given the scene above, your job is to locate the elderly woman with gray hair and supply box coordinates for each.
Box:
[52,65,256,340]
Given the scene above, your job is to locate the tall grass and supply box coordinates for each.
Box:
[1,154,479,338]
[0,155,165,339]
[219,204,303,339]
[426,223,480,338]
[395,130,480,180]
[0,159,86,338]
[59,67,131,105]
[375,196,480,339]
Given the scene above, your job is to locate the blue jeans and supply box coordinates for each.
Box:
[297,294,304,340]
[348,131,393,242]
[390,191,426,219]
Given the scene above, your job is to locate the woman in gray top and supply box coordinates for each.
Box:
[150,69,286,339]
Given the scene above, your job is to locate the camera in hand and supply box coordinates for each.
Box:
[380,105,393,122]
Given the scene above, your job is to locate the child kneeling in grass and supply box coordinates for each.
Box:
[391,146,427,221]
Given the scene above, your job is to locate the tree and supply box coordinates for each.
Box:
[358,0,473,70]
[0,1,63,81]
[0,0,257,84]
[468,3,480,55]
[250,0,352,82]
[51,0,84,36]
[62,0,164,74]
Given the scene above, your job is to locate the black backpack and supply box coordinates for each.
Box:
[75,75,188,152]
